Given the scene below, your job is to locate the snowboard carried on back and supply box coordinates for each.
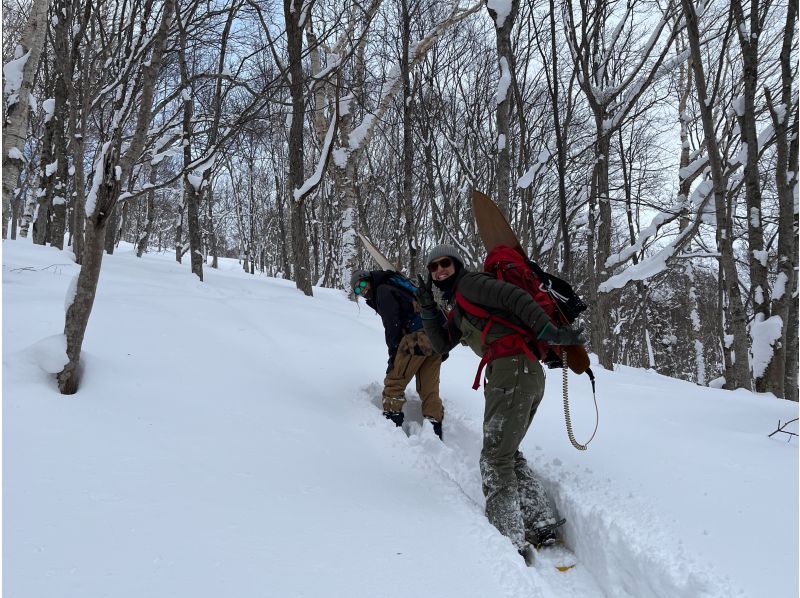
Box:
[357,233,420,299]
[358,233,396,271]
[471,190,591,375]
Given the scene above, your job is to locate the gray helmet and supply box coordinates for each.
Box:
[349,269,371,291]
[424,244,464,269]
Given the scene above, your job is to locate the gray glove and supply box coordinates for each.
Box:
[537,323,585,346]
[415,274,437,315]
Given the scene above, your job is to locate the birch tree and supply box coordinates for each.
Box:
[2,0,51,239]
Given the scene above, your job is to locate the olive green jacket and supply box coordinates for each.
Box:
[421,269,552,358]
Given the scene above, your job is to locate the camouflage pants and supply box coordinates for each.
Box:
[479,354,556,550]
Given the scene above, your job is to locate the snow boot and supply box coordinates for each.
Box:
[528,518,566,548]
[425,416,443,440]
[383,410,404,427]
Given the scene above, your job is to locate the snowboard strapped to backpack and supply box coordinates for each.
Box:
[452,245,588,390]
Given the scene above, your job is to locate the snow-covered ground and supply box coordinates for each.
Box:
[3,238,798,598]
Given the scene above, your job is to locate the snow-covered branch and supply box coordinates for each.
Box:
[599,179,715,293]
[294,102,339,202]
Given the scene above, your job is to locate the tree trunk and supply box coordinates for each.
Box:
[177,8,204,281]
[731,0,770,390]
[69,33,92,264]
[58,213,108,394]
[10,192,20,239]
[175,202,184,264]
[33,63,55,247]
[590,128,614,369]
[104,204,118,253]
[763,0,797,398]
[2,0,51,239]
[57,0,175,394]
[49,101,68,250]
[274,175,290,277]
[285,0,312,295]
[400,0,418,277]
[548,0,571,277]
[682,0,751,389]
[487,0,519,218]
[786,257,799,401]
[136,167,157,257]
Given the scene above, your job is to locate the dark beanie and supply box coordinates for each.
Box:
[349,269,371,290]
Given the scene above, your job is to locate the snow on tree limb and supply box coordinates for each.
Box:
[495,57,511,105]
[750,315,784,379]
[600,180,715,292]
[294,105,338,202]
[3,48,31,107]
[487,0,513,27]
[598,226,691,293]
[347,0,484,155]
[517,146,553,189]
[604,210,677,269]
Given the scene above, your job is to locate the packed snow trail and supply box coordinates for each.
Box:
[361,384,604,596]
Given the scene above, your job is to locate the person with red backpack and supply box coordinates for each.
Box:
[351,269,444,439]
[415,244,584,563]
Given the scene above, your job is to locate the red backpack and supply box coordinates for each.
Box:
[452,245,582,389]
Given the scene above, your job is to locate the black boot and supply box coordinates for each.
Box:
[383,410,404,427]
[425,417,443,440]
[528,518,566,548]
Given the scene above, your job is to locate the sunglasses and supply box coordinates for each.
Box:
[427,257,452,273]
[353,280,369,295]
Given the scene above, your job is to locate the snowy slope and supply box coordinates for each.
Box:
[3,239,798,598]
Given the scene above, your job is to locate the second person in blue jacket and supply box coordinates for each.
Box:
[351,269,444,439]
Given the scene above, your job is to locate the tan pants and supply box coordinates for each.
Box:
[383,331,444,422]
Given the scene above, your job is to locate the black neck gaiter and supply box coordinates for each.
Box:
[432,264,462,300]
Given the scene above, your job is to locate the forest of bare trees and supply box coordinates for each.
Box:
[2,0,797,398]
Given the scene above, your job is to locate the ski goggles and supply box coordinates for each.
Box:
[353,280,369,295]
[427,257,452,273]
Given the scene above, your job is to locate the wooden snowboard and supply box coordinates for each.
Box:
[471,190,591,375]
[358,233,396,271]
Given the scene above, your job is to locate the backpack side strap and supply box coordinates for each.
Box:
[453,290,542,390]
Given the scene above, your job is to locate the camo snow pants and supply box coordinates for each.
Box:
[479,353,557,550]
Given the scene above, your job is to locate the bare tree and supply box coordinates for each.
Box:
[58,0,176,394]
[763,0,798,399]
[565,0,683,369]
[680,0,751,389]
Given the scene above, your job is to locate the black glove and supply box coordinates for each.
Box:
[415,274,436,313]
[538,323,585,346]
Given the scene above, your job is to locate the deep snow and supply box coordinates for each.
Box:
[3,239,798,598]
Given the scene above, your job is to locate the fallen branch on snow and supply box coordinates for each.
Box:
[768,418,798,443]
